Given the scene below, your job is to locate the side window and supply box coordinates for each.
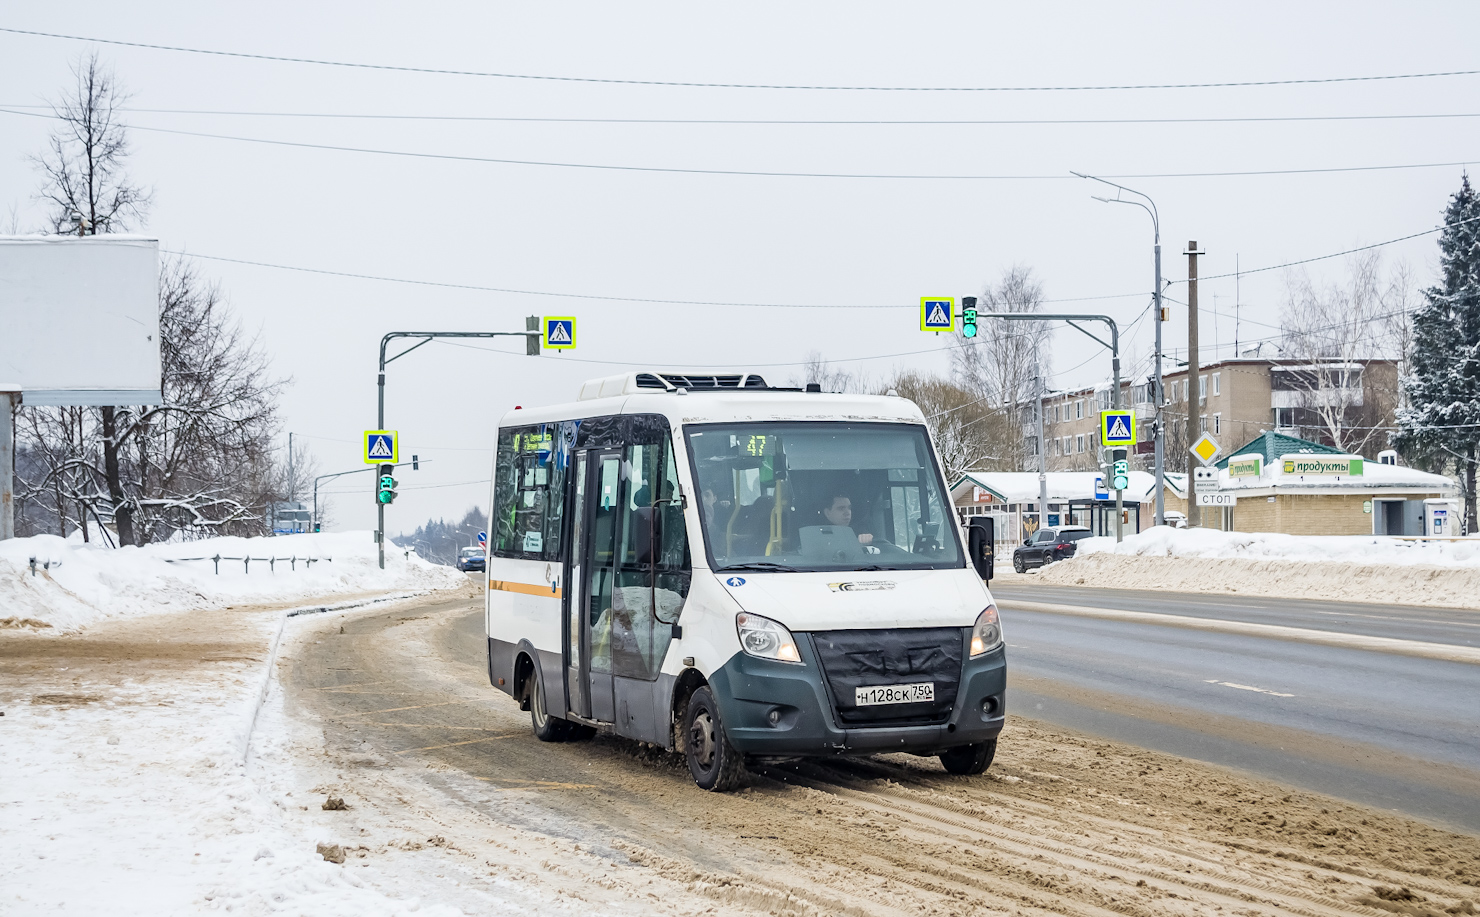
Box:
[492,424,571,560]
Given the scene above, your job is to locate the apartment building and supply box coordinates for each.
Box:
[1040,357,1398,473]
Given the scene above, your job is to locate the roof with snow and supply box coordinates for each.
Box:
[1215,430,1344,469]
[952,471,1159,505]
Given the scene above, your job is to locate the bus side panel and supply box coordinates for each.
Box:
[613,674,672,748]
[485,556,564,695]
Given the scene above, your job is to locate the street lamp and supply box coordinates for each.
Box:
[1072,171,1167,527]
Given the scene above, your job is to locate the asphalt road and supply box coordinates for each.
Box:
[990,581,1480,833]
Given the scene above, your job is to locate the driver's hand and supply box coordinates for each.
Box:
[857,533,873,544]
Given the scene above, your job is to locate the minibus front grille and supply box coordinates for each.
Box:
[810,627,963,728]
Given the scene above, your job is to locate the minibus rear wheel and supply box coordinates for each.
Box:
[684,687,745,791]
[939,739,997,775]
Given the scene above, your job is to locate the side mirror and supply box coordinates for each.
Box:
[1023,538,1032,546]
[968,526,991,581]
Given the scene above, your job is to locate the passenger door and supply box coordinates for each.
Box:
[564,452,590,719]
[583,451,623,722]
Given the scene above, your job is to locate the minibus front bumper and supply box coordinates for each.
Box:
[707,631,1006,758]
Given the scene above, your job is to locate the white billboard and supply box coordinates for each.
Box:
[0,235,161,405]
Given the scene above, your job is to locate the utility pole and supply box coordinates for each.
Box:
[0,384,17,541]
[1036,373,1048,530]
[1186,241,1204,528]
[288,432,295,503]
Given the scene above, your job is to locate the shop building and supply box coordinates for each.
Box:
[1162,431,1459,536]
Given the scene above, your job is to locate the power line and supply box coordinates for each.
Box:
[6,27,1478,92]
[160,246,1146,309]
[4,109,1473,181]
[1164,213,1480,288]
[11,102,1480,126]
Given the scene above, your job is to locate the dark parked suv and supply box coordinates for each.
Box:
[1013,525,1094,572]
[456,545,486,573]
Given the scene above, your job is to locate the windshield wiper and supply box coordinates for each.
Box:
[716,562,799,573]
[855,565,900,572]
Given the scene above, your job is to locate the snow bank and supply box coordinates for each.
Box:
[0,531,468,631]
[1073,525,1480,567]
[1031,526,1480,608]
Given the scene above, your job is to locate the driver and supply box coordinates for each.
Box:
[822,493,873,545]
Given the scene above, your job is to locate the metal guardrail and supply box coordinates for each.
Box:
[26,557,62,577]
[162,555,333,574]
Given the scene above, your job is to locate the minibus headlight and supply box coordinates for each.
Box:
[970,605,1003,657]
[736,612,802,664]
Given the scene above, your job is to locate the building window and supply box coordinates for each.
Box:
[1075,434,1084,453]
[1200,414,1208,435]
[1075,400,1083,420]
[1062,436,1070,454]
[1212,372,1221,396]
[1213,413,1222,435]
[1199,376,1207,402]
[1054,437,1061,455]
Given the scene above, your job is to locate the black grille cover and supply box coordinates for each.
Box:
[811,627,964,727]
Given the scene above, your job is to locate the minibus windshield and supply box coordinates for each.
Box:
[685,422,962,572]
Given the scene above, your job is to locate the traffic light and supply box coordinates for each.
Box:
[377,464,398,504]
[314,522,322,533]
[961,296,978,339]
[1111,449,1129,491]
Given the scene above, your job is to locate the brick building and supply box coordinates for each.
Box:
[1040,357,1399,474]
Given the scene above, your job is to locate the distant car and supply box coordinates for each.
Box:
[1013,525,1094,573]
[456,545,486,572]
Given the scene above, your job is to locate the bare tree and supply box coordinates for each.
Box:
[794,351,872,394]
[123,259,287,541]
[1279,252,1408,455]
[887,371,1009,480]
[31,52,150,235]
[950,265,1050,471]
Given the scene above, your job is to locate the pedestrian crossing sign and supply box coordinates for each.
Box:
[1100,410,1135,446]
[363,430,398,464]
[543,317,576,350]
[920,297,955,332]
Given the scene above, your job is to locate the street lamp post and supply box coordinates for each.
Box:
[1073,172,1166,527]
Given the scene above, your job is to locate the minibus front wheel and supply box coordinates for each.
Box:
[525,671,593,743]
[939,739,997,775]
[684,687,746,791]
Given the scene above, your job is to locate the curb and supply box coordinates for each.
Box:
[239,590,437,765]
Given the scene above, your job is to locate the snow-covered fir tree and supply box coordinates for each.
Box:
[1395,175,1480,532]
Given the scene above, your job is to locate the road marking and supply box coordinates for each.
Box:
[997,599,1480,666]
[317,680,400,691]
[395,733,521,754]
[333,700,467,717]
[1205,679,1295,697]
[369,722,506,730]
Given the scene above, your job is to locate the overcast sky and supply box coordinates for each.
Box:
[2,2,1476,534]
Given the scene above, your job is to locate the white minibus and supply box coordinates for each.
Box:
[484,371,1005,790]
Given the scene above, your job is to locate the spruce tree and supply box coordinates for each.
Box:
[1396,175,1480,532]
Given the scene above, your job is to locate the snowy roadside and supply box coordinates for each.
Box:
[0,588,480,915]
[1,584,766,916]
[1021,526,1480,608]
[0,530,467,632]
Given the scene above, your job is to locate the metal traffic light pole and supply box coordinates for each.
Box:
[971,311,1125,542]
[375,322,542,569]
